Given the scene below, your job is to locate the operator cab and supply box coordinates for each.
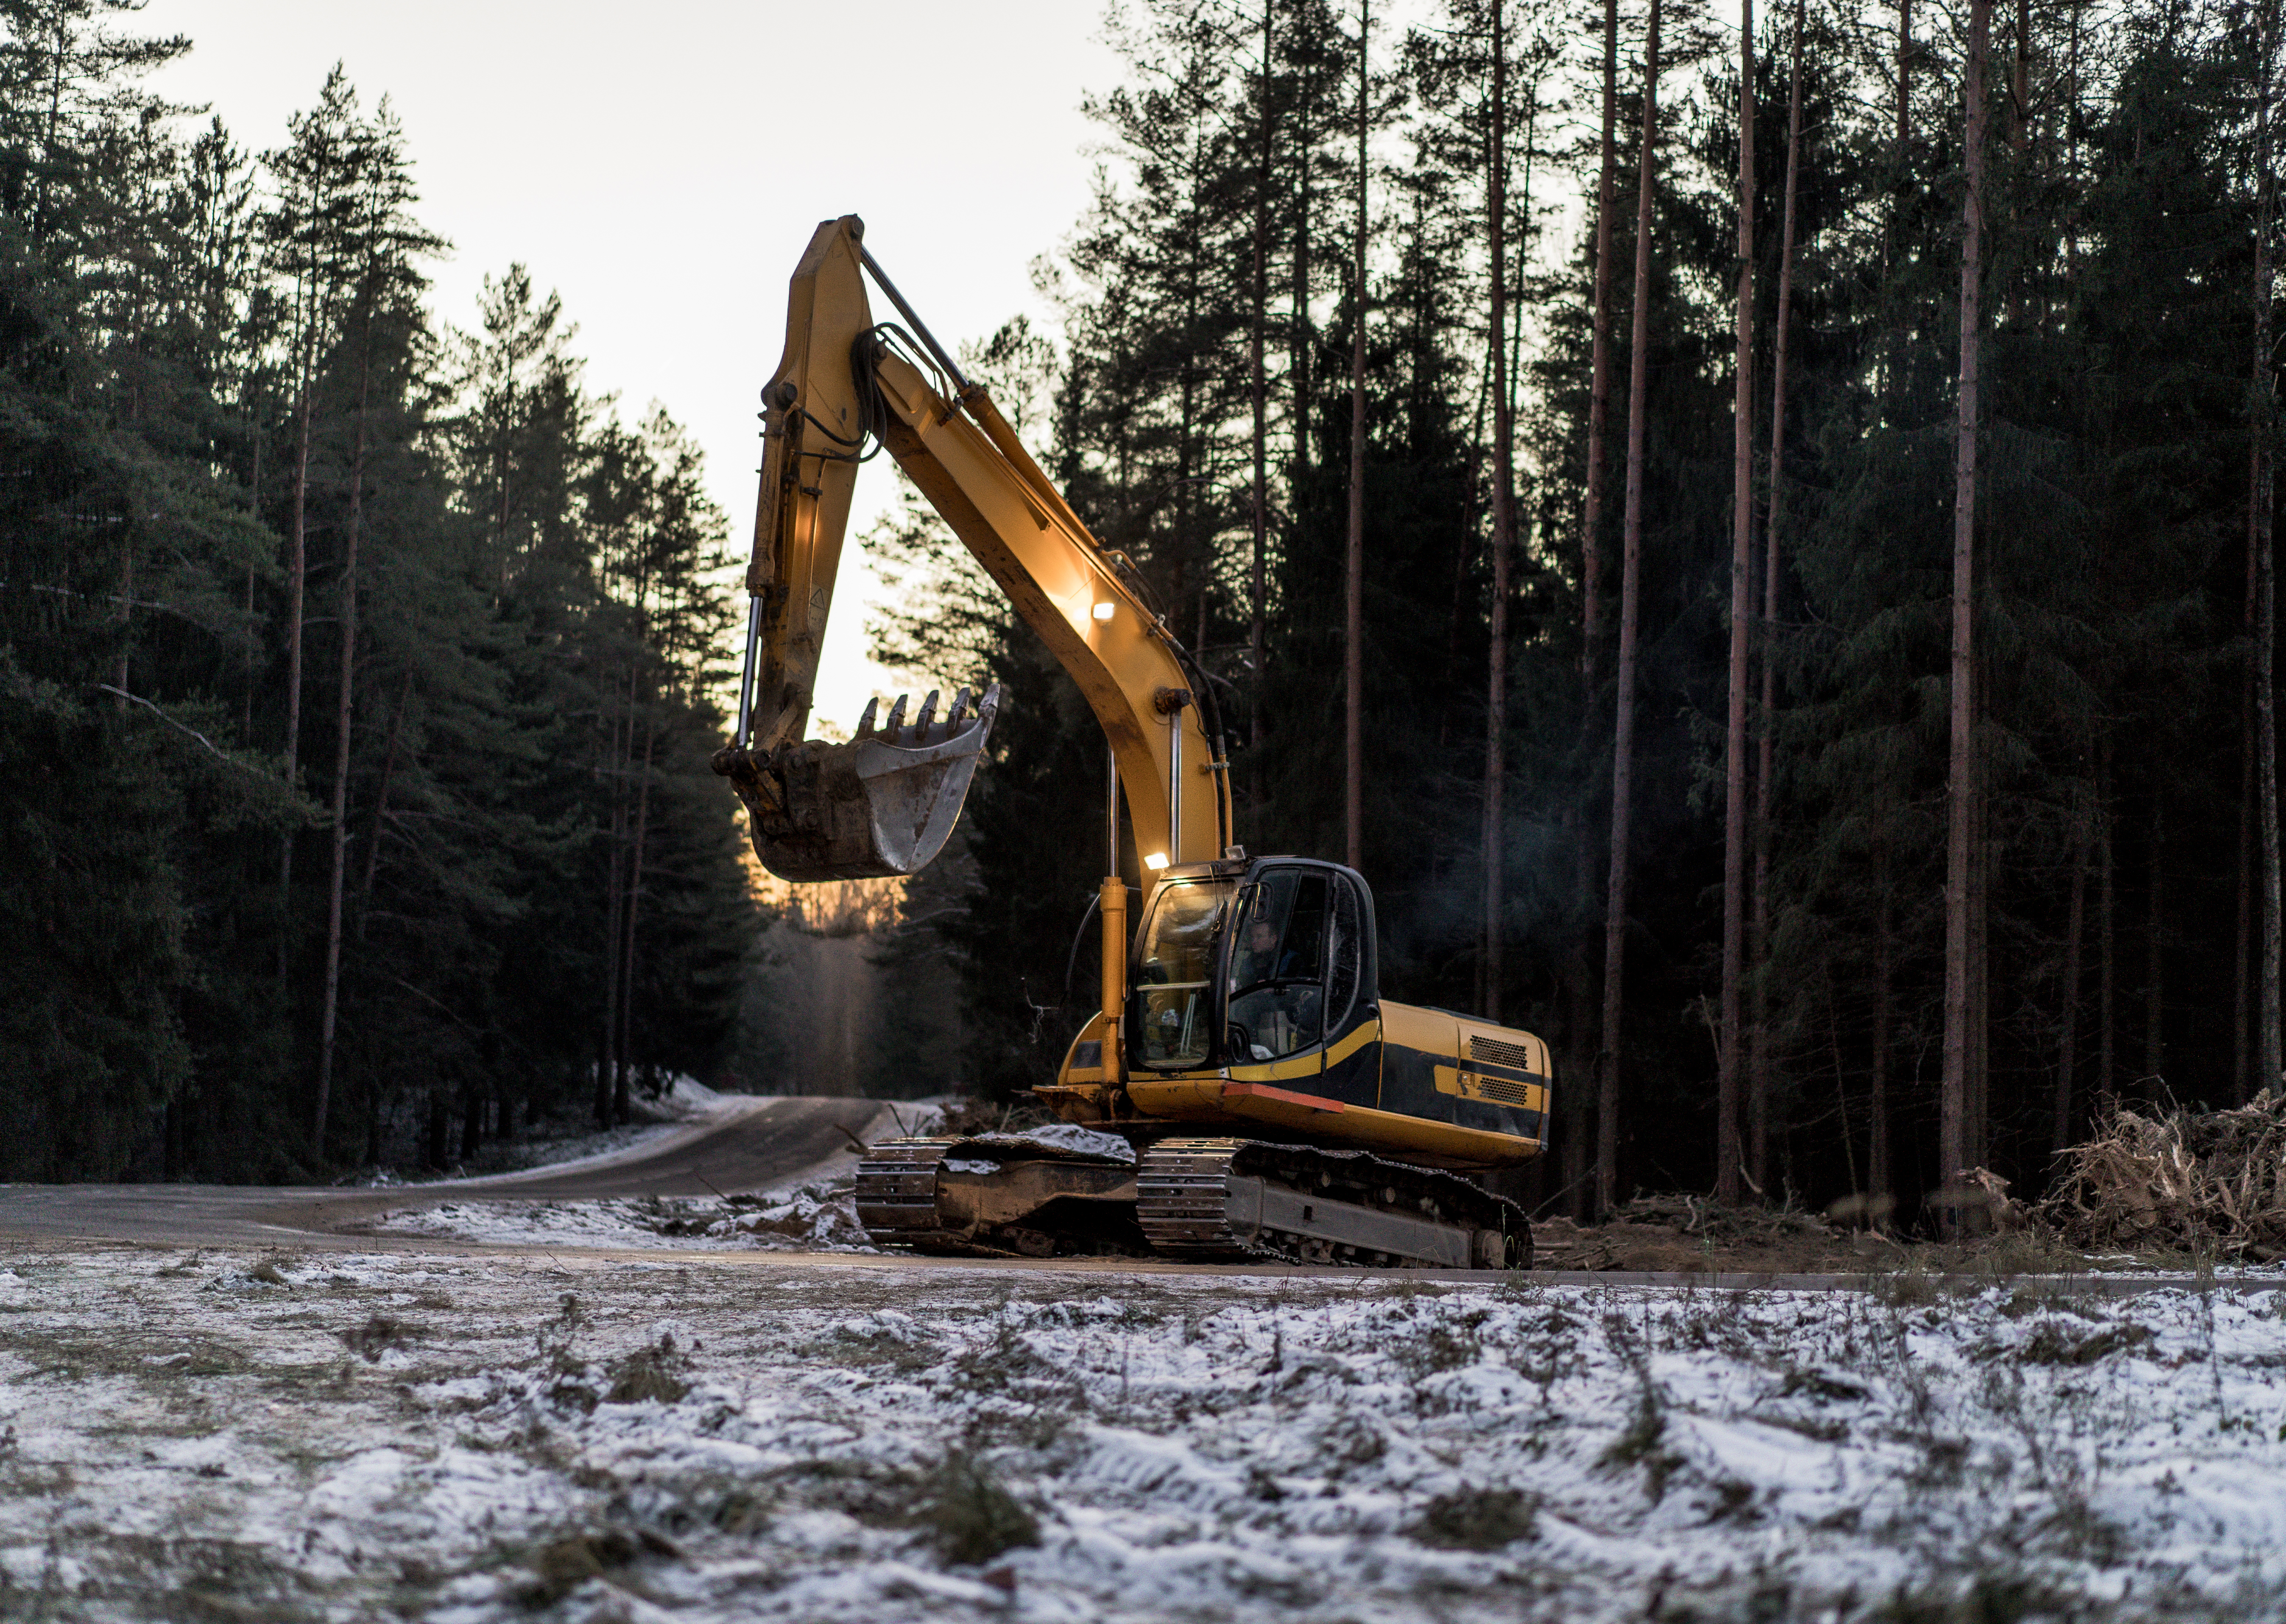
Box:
[1129,857,1375,1077]
[1044,854,1547,1167]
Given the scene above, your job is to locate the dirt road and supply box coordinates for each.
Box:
[0,1099,2270,1295]
[0,1094,895,1252]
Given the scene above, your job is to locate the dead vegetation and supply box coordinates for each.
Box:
[340,1314,414,1362]
[1408,1486,1538,1549]
[2042,1090,2286,1261]
[1535,1093,2286,1275]
[1536,1194,1902,1275]
[2016,1321,2154,1367]
[604,1336,691,1405]
[913,1450,1040,1565]
[931,1096,1057,1139]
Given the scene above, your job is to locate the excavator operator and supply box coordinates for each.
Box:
[1226,871,1328,1062]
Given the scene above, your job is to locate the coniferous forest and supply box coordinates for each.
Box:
[877,0,2286,1232]
[8,0,2284,1235]
[0,16,754,1180]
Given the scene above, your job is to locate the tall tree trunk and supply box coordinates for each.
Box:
[2241,449,2258,1103]
[1897,0,1912,150]
[242,418,262,741]
[2098,747,2115,1102]
[1599,0,1661,1221]
[617,717,657,1119]
[2255,0,2282,1098]
[1870,829,1893,1217]
[1941,0,1990,1226]
[1719,0,1756,1207]
[1580,0,1621,714]
[1484,0,1513,1024]
[357,672,411,942]
[2056,800,2087,1149]
[1345,0,1369,872]
[1251,0,1273,755]
[1969,714,1990,1167]
[243,564,257,741]
[1568,0,1624,1222]
[1824,955,1857,1198]
[2013,0,2031,150]
[1293,55,1313,487]
[598,695,628,1129]
[278,333,317,976]
[1751,0,1805,1196]
[314,347,373,1156]
[426,1090,447,1170]
[2065,0,2082,281]
[2145,795,2164,1089]
[109,552,130,706]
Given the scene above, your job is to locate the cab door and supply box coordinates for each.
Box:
[1222,864,1380,1108]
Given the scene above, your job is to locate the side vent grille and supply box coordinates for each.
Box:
[1476,1075,1532,1107]
[1468,1035,1538,1074]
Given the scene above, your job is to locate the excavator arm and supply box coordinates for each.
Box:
[715,215,1232,883]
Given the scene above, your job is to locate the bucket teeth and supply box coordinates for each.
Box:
[727,678,1006,882]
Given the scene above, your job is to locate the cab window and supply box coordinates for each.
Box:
[1225,870,1328,1062]
[1325,874,1363,1032]
[1132,879,1233,1069]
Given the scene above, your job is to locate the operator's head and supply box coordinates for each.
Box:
[1247,920,1278,952]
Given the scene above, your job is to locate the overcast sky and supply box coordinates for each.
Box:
[147,0,1123,735]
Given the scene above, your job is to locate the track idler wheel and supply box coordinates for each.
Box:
[1472,1221,1532,1271]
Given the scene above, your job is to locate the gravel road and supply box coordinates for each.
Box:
[0,1094,895,1252]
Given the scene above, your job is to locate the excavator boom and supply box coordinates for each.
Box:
[714,215,1229,882]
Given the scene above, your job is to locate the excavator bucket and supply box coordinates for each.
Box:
[716,684,1001,883]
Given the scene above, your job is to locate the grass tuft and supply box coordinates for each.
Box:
[2017,1321,2152,1367]
[605,1336,690,1405]
[340,1314,413,1363]
[915,1450,1040,1566]
[517,1528,638,1604]
[1875,1258,1943,1306]
[1409,1487,1537,1549]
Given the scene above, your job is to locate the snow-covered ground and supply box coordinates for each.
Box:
[371,1179,875,1253]
[4,1247,2286,1622]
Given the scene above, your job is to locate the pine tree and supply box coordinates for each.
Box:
[1718,0,1756,1207]
[1598,0,1660,1220]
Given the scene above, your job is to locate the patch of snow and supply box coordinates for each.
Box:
[624,1073,727,1125]
[367,1178,879,1255]
[958,1124,1137,1163]
[371,1198,755,1251]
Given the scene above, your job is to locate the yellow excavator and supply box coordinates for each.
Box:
[714,216,1551,1268]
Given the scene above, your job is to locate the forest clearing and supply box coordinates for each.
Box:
[12,0,2286,1610]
